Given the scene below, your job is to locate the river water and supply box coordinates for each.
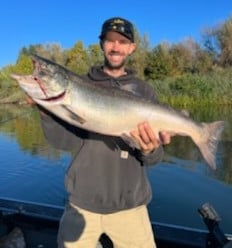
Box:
[0,104,231,233]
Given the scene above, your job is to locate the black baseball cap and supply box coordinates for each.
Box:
[99,17,135,42]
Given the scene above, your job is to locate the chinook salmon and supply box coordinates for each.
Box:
[11,55,224,170]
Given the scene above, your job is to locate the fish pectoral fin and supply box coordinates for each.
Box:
[61,105,86,124]
[71,113,86,124]
[121,133,141,149]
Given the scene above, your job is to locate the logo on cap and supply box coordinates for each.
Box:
[112,18,125,24]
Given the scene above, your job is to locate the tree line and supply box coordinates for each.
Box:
[1,16,232,105]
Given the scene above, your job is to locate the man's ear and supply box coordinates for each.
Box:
[129,43,137,55]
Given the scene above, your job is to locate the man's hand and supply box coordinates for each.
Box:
[130,122,172,154]
[25,94,36,105]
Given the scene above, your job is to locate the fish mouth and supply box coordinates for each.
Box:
[32,76,66,102]
[39,90,66,102]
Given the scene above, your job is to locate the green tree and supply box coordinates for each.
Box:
[169,39,195,75]
[87,44,103,67]
[34,43,66,65]
[217,16,232,66]
[202,16,232,67]
[128,33,150,79]
[12,53,33,74]
[144,42,172,80]
[16,43,66,65]
[192,47,213,74]
[65,41,89,75]
[202,27,219,63]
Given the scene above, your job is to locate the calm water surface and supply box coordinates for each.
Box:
[0,104,231,233]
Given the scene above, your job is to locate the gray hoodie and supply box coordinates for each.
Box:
[40,66,164,214]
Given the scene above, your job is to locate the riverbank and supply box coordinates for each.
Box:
[151,69,232,106]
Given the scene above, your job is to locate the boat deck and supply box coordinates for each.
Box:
[0,197,231,248]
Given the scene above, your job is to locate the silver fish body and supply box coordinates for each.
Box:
[11,55,225,170]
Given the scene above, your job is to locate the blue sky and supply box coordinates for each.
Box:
[1,0,232,68]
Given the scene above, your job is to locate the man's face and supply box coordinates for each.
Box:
[101,31,136,70]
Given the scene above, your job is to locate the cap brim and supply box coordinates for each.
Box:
[99,31,133,42]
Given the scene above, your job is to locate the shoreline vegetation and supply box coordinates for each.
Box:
[1,16,232,107]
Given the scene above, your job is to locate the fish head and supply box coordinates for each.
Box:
[11,55,71,104]
[11,74,45,99]
[11,72,68,104]
[31,54,69,93]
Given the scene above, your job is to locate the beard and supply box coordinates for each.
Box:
[104,53,127,70]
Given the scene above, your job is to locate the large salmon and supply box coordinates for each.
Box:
[11,55,224,170]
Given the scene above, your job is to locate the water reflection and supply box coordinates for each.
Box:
[0,104,71,206]
[0,104,67,159]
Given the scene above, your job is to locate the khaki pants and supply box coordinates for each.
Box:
[58,203,156,248]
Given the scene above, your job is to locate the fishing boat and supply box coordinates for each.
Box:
[0,197,231,248]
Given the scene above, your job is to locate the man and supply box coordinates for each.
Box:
[39,17,171,248]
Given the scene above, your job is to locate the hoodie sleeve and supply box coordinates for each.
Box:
[39,107,84,152]
[135,146,164,166]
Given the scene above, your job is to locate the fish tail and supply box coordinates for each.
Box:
[197,121,225,170]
